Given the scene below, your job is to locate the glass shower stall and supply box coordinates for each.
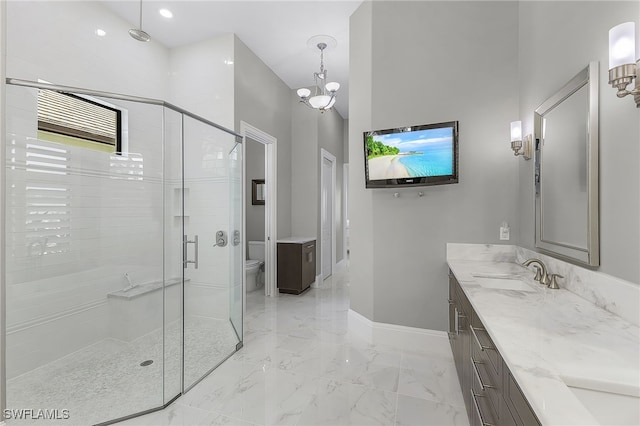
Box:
[3,79,243,425]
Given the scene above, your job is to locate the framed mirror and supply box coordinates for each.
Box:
[534,62,599,266]
[252,179,265,205]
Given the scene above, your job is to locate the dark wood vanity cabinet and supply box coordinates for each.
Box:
[277,240,316,294]
[449,273,472,417]
[449,272,540,426]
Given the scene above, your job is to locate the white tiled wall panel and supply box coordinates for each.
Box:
[5,84,170,375]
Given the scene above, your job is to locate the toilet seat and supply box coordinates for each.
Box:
[245,259,262,269]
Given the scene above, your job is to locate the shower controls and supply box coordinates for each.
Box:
[233,230,240,246]
[214,231,228,248]
[183,235,199,269]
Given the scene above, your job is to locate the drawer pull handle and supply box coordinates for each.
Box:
[470,325,493,351]
[472,357,495,391]
[454,308,466,335]
[471,390,495,426]
[447,299,455,305]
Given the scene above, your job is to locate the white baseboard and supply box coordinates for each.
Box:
[348,308,374,341]
[348,309,448,351]
[311,274,322,288]
[335,259,347,272]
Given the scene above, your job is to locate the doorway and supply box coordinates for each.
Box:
[240,121,277,301]
[320,149,336,280]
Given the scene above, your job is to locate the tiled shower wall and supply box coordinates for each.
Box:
[5,85,167,378]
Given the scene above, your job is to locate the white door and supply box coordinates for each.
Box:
[321,157,333,279]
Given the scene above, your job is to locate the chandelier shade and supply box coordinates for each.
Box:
[297,88,311,98]
[325,82,340,93]
[309,95,332,109]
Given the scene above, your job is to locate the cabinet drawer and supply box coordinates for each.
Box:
[471,312,500,377]
[471,341,501,419]
[505,373,541,426]
[470,388,497,426]
[472,337,501,387]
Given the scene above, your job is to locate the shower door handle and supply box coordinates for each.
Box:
[183,235,199,269]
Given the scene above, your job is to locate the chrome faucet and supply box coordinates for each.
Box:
[522,258,551,286]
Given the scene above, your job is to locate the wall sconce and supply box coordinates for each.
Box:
[510,121,531,160]
[608,22,639,107]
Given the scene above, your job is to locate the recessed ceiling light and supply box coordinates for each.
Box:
[224,59,234,65]
[159,9,173,18]
[95,29,106,37]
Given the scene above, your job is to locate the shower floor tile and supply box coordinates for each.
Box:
[5,317,238,426]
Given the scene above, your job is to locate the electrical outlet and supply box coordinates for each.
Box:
[500,226,510,240]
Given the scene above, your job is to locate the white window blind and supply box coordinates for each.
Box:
[37,89,119,146]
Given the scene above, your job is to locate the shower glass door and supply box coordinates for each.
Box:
[182,115,243,390]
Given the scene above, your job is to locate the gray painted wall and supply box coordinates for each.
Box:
[245,140,265,244]
[291,91,346,276]
[343,119,349,163]
[348,2,375,320]
[517,1,640,284]
[291,91,319,246]
[234,36,292,239]
[349,1,520,330]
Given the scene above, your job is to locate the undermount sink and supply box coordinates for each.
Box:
[471,274,536,292]
[562,376,640,425]
[471,273,520,279]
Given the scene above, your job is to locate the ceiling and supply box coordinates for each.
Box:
[101,1,362,118]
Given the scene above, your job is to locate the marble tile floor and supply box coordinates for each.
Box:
[6,316,238,426]
[117,267,469,426]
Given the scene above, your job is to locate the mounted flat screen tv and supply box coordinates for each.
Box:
[364,121,459,188]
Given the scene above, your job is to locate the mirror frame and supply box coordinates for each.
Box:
[251,179,265,205]
[534,61,599,266]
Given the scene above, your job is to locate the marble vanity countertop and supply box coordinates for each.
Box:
[447,258,640,425]
[276,237,315,244]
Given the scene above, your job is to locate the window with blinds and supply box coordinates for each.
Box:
[37,89,121,151]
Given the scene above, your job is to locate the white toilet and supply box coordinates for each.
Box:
[245,241,265,292]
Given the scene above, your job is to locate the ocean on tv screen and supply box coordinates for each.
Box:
[367,127,453,180]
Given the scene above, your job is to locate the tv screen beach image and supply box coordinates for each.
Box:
[366,127,454,180]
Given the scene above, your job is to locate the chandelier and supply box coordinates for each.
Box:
[297,37,340,112]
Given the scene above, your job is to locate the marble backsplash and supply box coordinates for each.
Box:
[447,243,640,327]
[445,243,517,262]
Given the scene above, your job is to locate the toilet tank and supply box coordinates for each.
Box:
[248,241,265,261]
